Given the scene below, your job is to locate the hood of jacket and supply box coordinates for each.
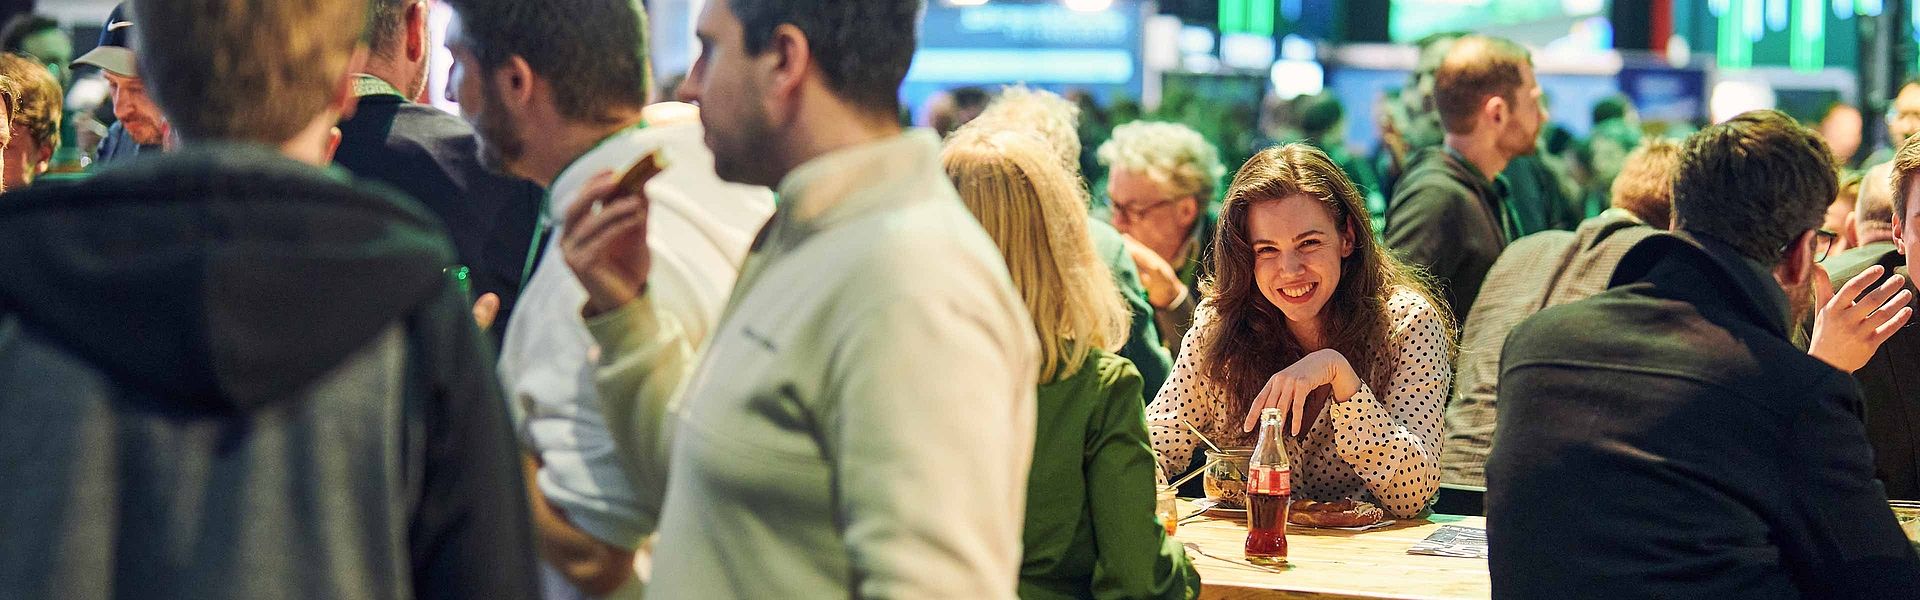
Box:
[0,143,456,411]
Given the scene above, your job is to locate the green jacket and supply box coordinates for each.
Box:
[1021,350,1201,600]
[1088,217,1173,402]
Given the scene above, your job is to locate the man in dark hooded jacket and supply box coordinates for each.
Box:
[1487,110,1920,599]
[0,0,537,598]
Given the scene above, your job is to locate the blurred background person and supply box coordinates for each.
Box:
[1294,91,1386,231]
[0,53,57,189]
[1098,120,1226,352]
[71,4,166,167]
[1827,172,1865,256]
[1384,32,1462,192]
[943,124,1202,600]
[968,85,1175,404]
[1386,35,1545,323]
[1848,162,1900,261]
[1866,78,1920,168]
[929,85,989,138]
[1821,101,1866,170]
[334,0,543,342]
[1577,95,1643,216]
[0,13,67,86]
[0,0,537,596]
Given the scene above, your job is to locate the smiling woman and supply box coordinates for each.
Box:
[1146,143,1455,519]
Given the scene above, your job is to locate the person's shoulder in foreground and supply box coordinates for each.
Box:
[0,142,538,600]
[1488,233,1920,599]
[0,0,539,593]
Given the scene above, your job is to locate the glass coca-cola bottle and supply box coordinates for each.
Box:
[1245,407,1290,565]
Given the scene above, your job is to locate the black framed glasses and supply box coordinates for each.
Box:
[1814,229,1839,262]
[1782,229,1838,262]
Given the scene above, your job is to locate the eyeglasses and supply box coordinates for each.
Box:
[1109,197,1181,223]
[1785,228,1839,263]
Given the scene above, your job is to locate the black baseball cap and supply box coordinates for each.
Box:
[74,3,135,77]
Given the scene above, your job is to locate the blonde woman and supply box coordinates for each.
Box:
[944,126,1200,600]
[965,85,1176,405]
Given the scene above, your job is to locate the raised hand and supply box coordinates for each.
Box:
[1122,233,1186,309]
[561,171,652,319]
[1810,265,1914,372]
[1242,349,1363,435]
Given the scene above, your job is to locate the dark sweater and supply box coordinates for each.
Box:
[0,144,538,600]
[1385,146,1513,322]
[1824,240,1920,500]
[1487,232,1920,599]
[335,93,543,340]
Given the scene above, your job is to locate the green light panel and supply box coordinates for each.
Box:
[1720,0,1755,69]
[1220,0,1276,36]
[1791,0,1825,71]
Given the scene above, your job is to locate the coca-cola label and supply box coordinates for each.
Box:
[1247,465,1290,495]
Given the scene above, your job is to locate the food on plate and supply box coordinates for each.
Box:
[1289,498,1386,528]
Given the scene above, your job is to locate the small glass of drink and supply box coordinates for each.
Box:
[1157,485,1180,536]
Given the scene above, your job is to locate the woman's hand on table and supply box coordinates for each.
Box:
[1243,349,1362,435]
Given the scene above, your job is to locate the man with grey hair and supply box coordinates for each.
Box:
[1098,120,1227,351]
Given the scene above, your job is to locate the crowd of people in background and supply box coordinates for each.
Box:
[6,0,1920,598]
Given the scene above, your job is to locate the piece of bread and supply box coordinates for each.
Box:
[615,149,669,196]
[1289,498,1386,527]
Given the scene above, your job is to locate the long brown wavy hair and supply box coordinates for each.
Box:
[1196,144,1451,439]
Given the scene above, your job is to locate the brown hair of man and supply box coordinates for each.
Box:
[440,0,650,126]
[129,0,368,144]
[1892,133,1920,222]
[727,0,921,116]
[1673,109,1835,265]
[0,53,58,151]
[1432,35,1533,135]
[1609,140,1682,228]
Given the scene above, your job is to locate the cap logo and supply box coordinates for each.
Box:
[108,21,132,31]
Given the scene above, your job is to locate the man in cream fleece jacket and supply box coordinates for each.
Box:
[562,0,1040,598]
[442,0,774,597]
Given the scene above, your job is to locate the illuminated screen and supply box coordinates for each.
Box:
[1390,0,1612,47]
[903,1,1145,114]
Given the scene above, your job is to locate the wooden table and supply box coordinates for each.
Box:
[1172,500,1490,600]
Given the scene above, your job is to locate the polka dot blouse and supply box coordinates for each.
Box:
[1148,286,1451,519]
